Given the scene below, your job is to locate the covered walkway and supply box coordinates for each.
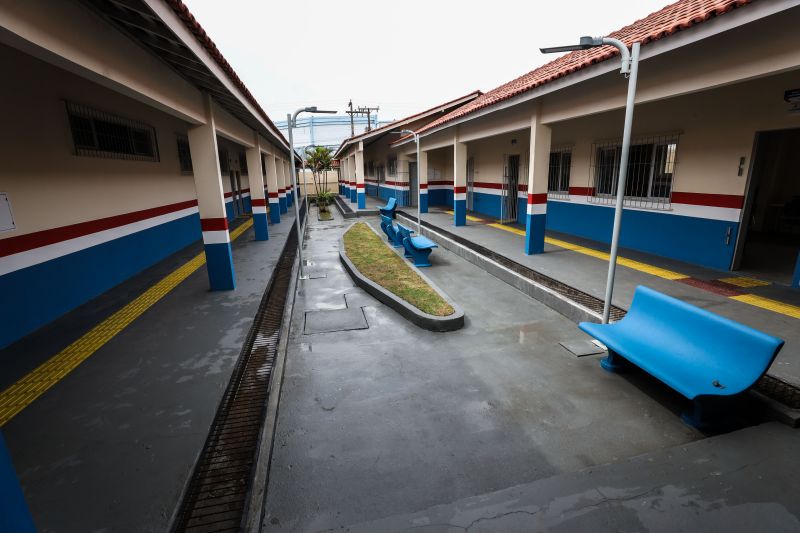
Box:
[1,213,296,531]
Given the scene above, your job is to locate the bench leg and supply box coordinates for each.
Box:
[681,396,727,431]
[410,247,433,267]
[600,349,628,373]
[390,229,404,248]
[401,237,414,259]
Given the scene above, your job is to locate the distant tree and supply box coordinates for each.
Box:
[304,146,334,210]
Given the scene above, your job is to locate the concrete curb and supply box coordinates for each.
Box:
[333,195,356,219]
[339,224,464,332]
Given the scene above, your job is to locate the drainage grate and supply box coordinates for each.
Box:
[754,374,800,409]
[397,211,626,321]
[171,223,299,532]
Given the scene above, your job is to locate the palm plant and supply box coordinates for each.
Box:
[304,146,334,212]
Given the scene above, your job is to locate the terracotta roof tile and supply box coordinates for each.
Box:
[404,0,753,141]
[165,0,287,147]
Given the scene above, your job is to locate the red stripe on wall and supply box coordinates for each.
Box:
[528,193,547,204]
[268,192,279,199]
[428,180,452,186]
[224,191,233,198]
[1,199,199,258]
[453,186,467,194]
[200,218,229,232]
[671,192,744,209]
[472,181,503,190]
[420,183,428,190]
[251,198,267,207]
[356,183,365,189]
[568,186,595,196]
[517,184,528,192]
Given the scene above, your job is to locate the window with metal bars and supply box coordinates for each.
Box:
[547,147,572,199]
[388,157,397,177]
[377,164,385,183]
[239,152,248,175]
[66,101,159,161]
[588,134,679,209]
[176,135,192,173]
[367,160,375,177]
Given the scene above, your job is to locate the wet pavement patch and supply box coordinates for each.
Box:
[304,308,369,334]
[344,291,379,309]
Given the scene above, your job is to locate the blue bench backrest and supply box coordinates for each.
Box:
[620,286,784,393]
[380,214,393,226]
[396,223,413,240]
[385,197,397,210]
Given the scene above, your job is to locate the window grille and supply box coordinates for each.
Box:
[388,157,397,177]
[547,147,572,200]
[377,164,385,183]
[588,133,679,209]
[176,135,192,173]
[218,147,230,173]
[66,101,159,162]
[238,152,248,175]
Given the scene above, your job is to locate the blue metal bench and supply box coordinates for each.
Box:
[397,223,438,267]
[378,197,397,218]
[579,285,784,429]
[379,214,403,248]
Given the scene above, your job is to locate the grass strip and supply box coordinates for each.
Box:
[343,223,454,316]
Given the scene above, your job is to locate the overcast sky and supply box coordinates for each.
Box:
[183,0,671,122]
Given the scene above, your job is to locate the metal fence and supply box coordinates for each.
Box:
[588,133,679,209]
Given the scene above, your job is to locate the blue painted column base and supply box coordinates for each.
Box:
[420,193,428,213]
[350,187,357,203]
[204,242,236,290]
[269,202,281,224]
[279,197,287,214]
[286,191,293,207]
[0,433,36,533]
[793,251,800,289]
[525,213,546,255]
[357,191,366,209]
[253,213,269,241]
[454,199,466,226]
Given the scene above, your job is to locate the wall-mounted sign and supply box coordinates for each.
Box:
[0,193,16,232]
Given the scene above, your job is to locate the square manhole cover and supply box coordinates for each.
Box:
[559,340,606,357]
[304,308,368,334]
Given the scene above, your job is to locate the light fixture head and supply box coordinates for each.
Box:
[540,35,603,54]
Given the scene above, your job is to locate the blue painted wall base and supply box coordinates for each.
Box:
[454,199,466,226]
[0,433,35,533]
[253,213,269,241]
[420,192,428,213]
[279,197,287,214]
[269,202,281,224]
[350,187,357,203]
[204,241,236,291]
[793,251,800,289]
[525,213,546,254]
[357,191,366,209]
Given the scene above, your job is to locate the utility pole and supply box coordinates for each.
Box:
[345,101,380,134]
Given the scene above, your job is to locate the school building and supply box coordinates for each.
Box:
[341,0,800,285]
[0,0,298,349]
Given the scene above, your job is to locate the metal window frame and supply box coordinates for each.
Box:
[176,134,193,174]
[588,132,680,210]
[65,101,159,162]
[547,146,573,200]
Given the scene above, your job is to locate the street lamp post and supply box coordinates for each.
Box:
[393,130,422,232]
[287,107,336,279]
[541,36,641,324]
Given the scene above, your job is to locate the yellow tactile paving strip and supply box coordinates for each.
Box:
[440,209,799,319]
[0,219,254,427]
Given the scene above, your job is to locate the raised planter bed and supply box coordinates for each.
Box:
[339,222,464,332]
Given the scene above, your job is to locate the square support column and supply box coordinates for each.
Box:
[397,155,410,206]
[355,147,366,209]
[418,150,429,213]
[188,95,235,290]
[454,140,468,226]
[246,137,268,241]
[525,104,552,255]
[265,150,280,223]
[276,157,288,214]
[349,154,357,204]
[341,158,349,197]
[283,160,293,207]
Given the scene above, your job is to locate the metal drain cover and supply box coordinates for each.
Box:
[304,308,368,334]
[559,340,606,357]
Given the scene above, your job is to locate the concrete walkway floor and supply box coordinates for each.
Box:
[402,206,800,388]
[260,207,798,532]
[1,213,296,532]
